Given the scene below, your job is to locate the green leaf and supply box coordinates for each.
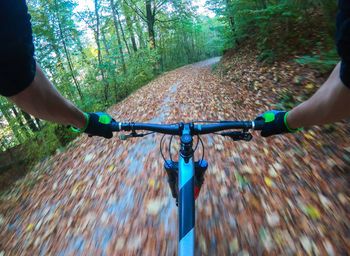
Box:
[304,205,321,219]
[234,173,250,189]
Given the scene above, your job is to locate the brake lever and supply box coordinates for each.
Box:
[221,131,252,141]
[119,132,147,140]
[119,134,131,140]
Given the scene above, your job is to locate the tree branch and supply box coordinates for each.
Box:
[74,12,97,33]
[154,0,169,15]
[156,0,167,10]
[155,17,179,23]
[123,0,147,22]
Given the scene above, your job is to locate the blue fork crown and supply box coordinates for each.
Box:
[164,159,208,204]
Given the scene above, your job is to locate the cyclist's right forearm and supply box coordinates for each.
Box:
[287,62,350,129]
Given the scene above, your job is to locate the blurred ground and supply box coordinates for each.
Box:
[0,56,349,255]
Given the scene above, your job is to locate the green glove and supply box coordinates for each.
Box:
[70,112,115,139]
[255,110,301,137]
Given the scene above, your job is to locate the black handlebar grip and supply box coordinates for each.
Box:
[253,120,265,130]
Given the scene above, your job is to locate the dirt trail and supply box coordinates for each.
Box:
[0,57,349,255]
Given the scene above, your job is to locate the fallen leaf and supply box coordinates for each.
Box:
[323,239,335,256]
[266,211,280,227]
[149,178,155,187]
[264,177,274,187]
[305,83,314,90]
[235,173,250,189]
[229,237,239,254]
[26,223,34,232]
[304,205,321,219]
[146,198,167,215]
[268,166,278,177]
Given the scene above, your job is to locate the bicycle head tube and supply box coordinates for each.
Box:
[180,124,194,163]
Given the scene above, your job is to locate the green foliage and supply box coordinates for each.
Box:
[257,50,276,64]
[207,0,337,62]
[275,90,297,110]
[124,49,159,91]
[0,126,17,151]
[24,123,77,164]
[295,48,339,74]
[157,15,225,71]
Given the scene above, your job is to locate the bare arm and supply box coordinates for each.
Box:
[287,62,350,129]
[9,64,86,129]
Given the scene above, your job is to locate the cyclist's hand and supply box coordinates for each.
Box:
[255,110,299,137]
[70,112,115,139]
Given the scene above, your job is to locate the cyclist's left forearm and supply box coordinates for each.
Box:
[287,62,350,129]
[9,64,86,129]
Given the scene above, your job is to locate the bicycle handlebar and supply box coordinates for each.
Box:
[111,120,264,135]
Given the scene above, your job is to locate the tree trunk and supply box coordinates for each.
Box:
[116,7,131,55]
[21,111,40,132]
[124,11,137,52]
[94,0,110,102]
[0,101,24,143]
[136,17,146,49]
[145,0,156,49]
[101,29,118,68]
[110,0,127,74]
[183,34,191,63]
[121,1,137,52]
[191,32,196,60]
[35,118,42,130]
[11,107,30,136]
[159,34,164,71]
[54,0,84,101]
[76,37,90,64]
[225,0,235,34]
[101,30,111,56]
[50,30,75,100]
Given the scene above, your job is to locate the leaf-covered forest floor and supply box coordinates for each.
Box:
[0,52,349,255]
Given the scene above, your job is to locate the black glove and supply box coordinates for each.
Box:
[70,112,115,139]
[255,110,300,137]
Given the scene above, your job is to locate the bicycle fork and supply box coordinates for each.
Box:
[164,158,208,255]
[163,126,208,256]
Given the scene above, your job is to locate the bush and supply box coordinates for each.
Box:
[24,123,78,164]
[124,49,159,91]
[223,0,337,61]
[295,48,339,74]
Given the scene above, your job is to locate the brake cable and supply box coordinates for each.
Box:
[198,136,205,163]
[160,134,203,163]
[169,135,174,162]
[160,134,167,162]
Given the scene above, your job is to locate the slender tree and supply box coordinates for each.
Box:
[111,0,127,74]
[53,0,84,101]
[116,6,131,55]
[0,101,25,143]
[94,0,110,102]
[124,0,169,49]
[122,2,138,52]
